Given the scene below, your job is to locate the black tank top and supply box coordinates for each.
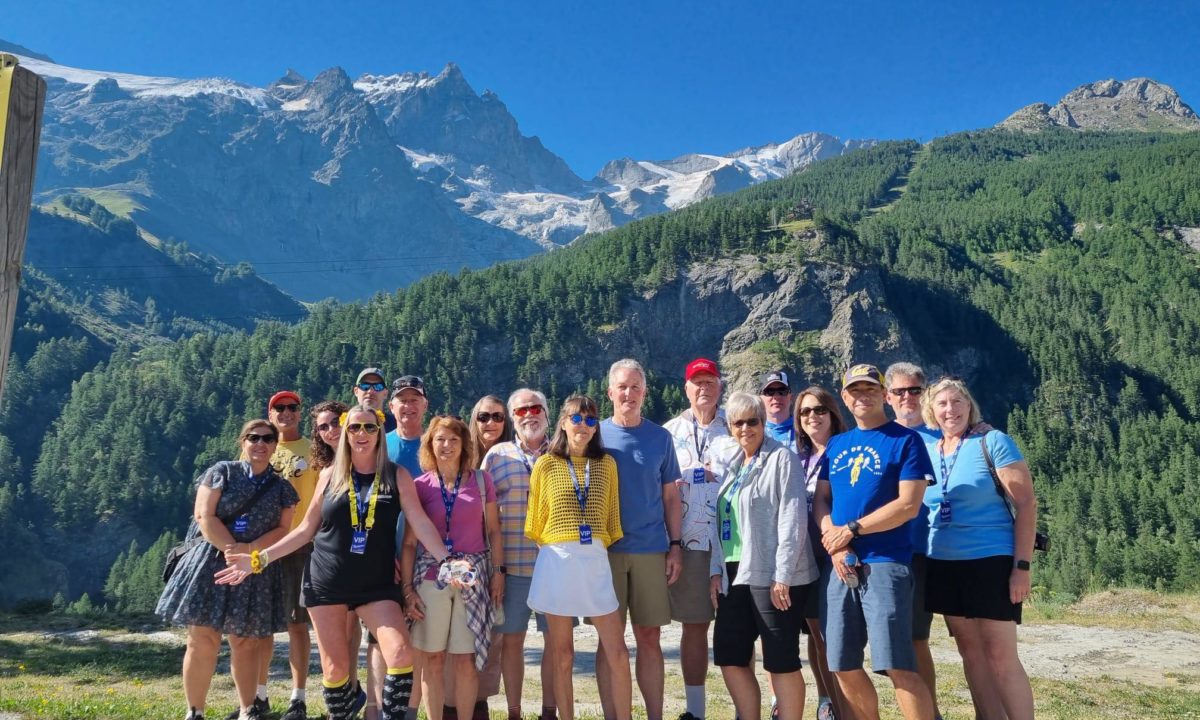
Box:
[308,466,402,596]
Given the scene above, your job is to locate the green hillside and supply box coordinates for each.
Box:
[5,132,1200,606]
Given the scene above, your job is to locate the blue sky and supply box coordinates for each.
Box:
[7,1,1196,176]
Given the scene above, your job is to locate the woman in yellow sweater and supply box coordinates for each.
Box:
[524,395,631,720]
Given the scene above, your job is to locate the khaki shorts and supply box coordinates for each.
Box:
[411,582,475,654]
[668,549,714,624]
[609,551,671,627]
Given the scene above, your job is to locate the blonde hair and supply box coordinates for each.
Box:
[921,377,984,429]
[419,415,477,472]
[326,403,391,497]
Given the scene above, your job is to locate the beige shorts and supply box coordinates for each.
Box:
[608,551,671,627]
[668,549,714,624]
[411,581,475,655]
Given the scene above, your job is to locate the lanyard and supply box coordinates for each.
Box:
[437,470,463,538]
[723,450,763,514]
[346,469,382,531]
[565,458,591,512]
[691,415,712,461]
[938,425,973,496]
[517,438,545,476]
[804,450,825,487]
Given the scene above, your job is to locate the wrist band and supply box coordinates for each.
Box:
[250,549,270,574]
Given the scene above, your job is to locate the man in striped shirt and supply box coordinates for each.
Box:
[481,388,564,720]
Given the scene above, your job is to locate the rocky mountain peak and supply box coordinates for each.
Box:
[85,77,131,103]
[0,38,54,62]
[999,77,1200,132]
[271,68,308,89]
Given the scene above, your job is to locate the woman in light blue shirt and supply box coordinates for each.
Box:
[922,378,1037,720]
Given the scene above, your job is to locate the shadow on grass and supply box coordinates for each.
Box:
[0,635,183,679]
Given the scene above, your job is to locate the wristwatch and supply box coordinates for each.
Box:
[498,565,508,575]
[669,539,683,548]
[1014,560,1031,571]
[847,520,862,537]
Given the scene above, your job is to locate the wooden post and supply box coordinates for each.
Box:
[0,53,46,403]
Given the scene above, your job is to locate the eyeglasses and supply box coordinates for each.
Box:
[358,382,386,392]
[346,423,380,435]
[731,418,762,428]
[272,403,300,413]
[798,406,831,417]
[762,387,790,398]
[568,414,598,427]
[476,411,506,424]
[243,433,278,444]
[513,405,544,417]
[889,387,924,397]
[316,422,338,433]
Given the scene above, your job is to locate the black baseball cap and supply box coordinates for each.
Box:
[391,375,426,398]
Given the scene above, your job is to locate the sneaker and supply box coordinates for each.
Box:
[226,698,271,720]
[817,700,836,720]
[347,683,367,718]
[678,713,702,720]
[280,699,307,720]
[186,709,206,720]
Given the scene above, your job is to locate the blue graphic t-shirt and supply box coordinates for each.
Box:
[386,431,422,479]
[909,424,943,555]
[765,417,797,453]
[820,421,934,564]
[924,431,1023,561]
[601,418,682,554]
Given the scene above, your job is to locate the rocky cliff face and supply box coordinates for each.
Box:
[999,78,1200,132]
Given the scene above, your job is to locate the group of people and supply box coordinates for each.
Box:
[154,358,1039,720]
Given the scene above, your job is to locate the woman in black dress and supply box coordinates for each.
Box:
[157,419,299,720]
[220,403,452,720]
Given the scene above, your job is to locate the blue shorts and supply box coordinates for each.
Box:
[494,574,576,634]
[822,560,916,675]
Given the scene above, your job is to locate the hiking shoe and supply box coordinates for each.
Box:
[280,698,307,720]
[817,700,836,720]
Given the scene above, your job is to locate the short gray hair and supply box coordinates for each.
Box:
[885,362,926,387]
[608,358,646,386]
[724,392,766,425]
[507,388,548,414]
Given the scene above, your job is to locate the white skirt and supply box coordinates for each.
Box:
[527,541,618,618]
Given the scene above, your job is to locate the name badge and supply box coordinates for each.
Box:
[350,529,368,554]
[938,500,953,524]
[721,518,732,541]
[578,524,593,545]
[445,537,454,553]
[692,467,706,484]
[233,516,250,534]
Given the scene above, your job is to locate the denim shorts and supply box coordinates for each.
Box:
[822,560,916,674]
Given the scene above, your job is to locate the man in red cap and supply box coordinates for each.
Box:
[662,358,729,720]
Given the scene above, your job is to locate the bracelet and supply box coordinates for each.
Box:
[250,549,270,574]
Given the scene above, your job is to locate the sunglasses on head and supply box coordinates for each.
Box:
[358,382,386,392]
[762,387,790,397]
[476,411,506,424]
[732,418,761,428]
[346,423,380,435]
[513,405,544,417]
[568,414,598,427]
[272,403,300,413]
[798,406,831,417]
[889,387,924,397]
[244,433,278,444]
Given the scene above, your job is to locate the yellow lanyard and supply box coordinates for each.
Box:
[346,470,382,531]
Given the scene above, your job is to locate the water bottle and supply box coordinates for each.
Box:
[843,552,860,589]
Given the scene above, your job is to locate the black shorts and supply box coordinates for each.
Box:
[926,555,1022,624]
[713,563,807,673]
[910,553,933,641]
[799,568,823,634]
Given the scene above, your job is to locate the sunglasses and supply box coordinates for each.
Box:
[889,387,924,397]
[762,387,790,397]
[731,418,762,428]
[358,382,386,392]
[316,422,338,433]
[568,414,599,427]
[272,403,300,413]
[798,406,831,418]
[346,423,380,435]
[476,411,506,424]
[243,433,278,444]
[513,405,544,417]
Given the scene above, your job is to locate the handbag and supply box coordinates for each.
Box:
[162,472,281,583]
[979,432,1050,553]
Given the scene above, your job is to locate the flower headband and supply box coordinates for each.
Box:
[339,409,386,427]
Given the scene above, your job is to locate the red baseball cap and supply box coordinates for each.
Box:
[268,390,302,413]
[685,358,720,381]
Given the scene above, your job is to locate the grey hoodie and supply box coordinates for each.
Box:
[707,435,818,590]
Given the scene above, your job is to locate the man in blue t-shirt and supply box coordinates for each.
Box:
[385,375,426,479]
[597,358,683,720]
[760,369,797,452]
[813,363,935,720]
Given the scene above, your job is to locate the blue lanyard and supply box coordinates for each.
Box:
[437,470,463,539]
[938,426,972,496]
[723,451,762,514]
[565,458,591,512]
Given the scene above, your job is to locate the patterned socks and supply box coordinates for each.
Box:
[381,666,415,720]
[321,676,359,720]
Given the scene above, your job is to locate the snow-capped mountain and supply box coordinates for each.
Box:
[16,43,869,297]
